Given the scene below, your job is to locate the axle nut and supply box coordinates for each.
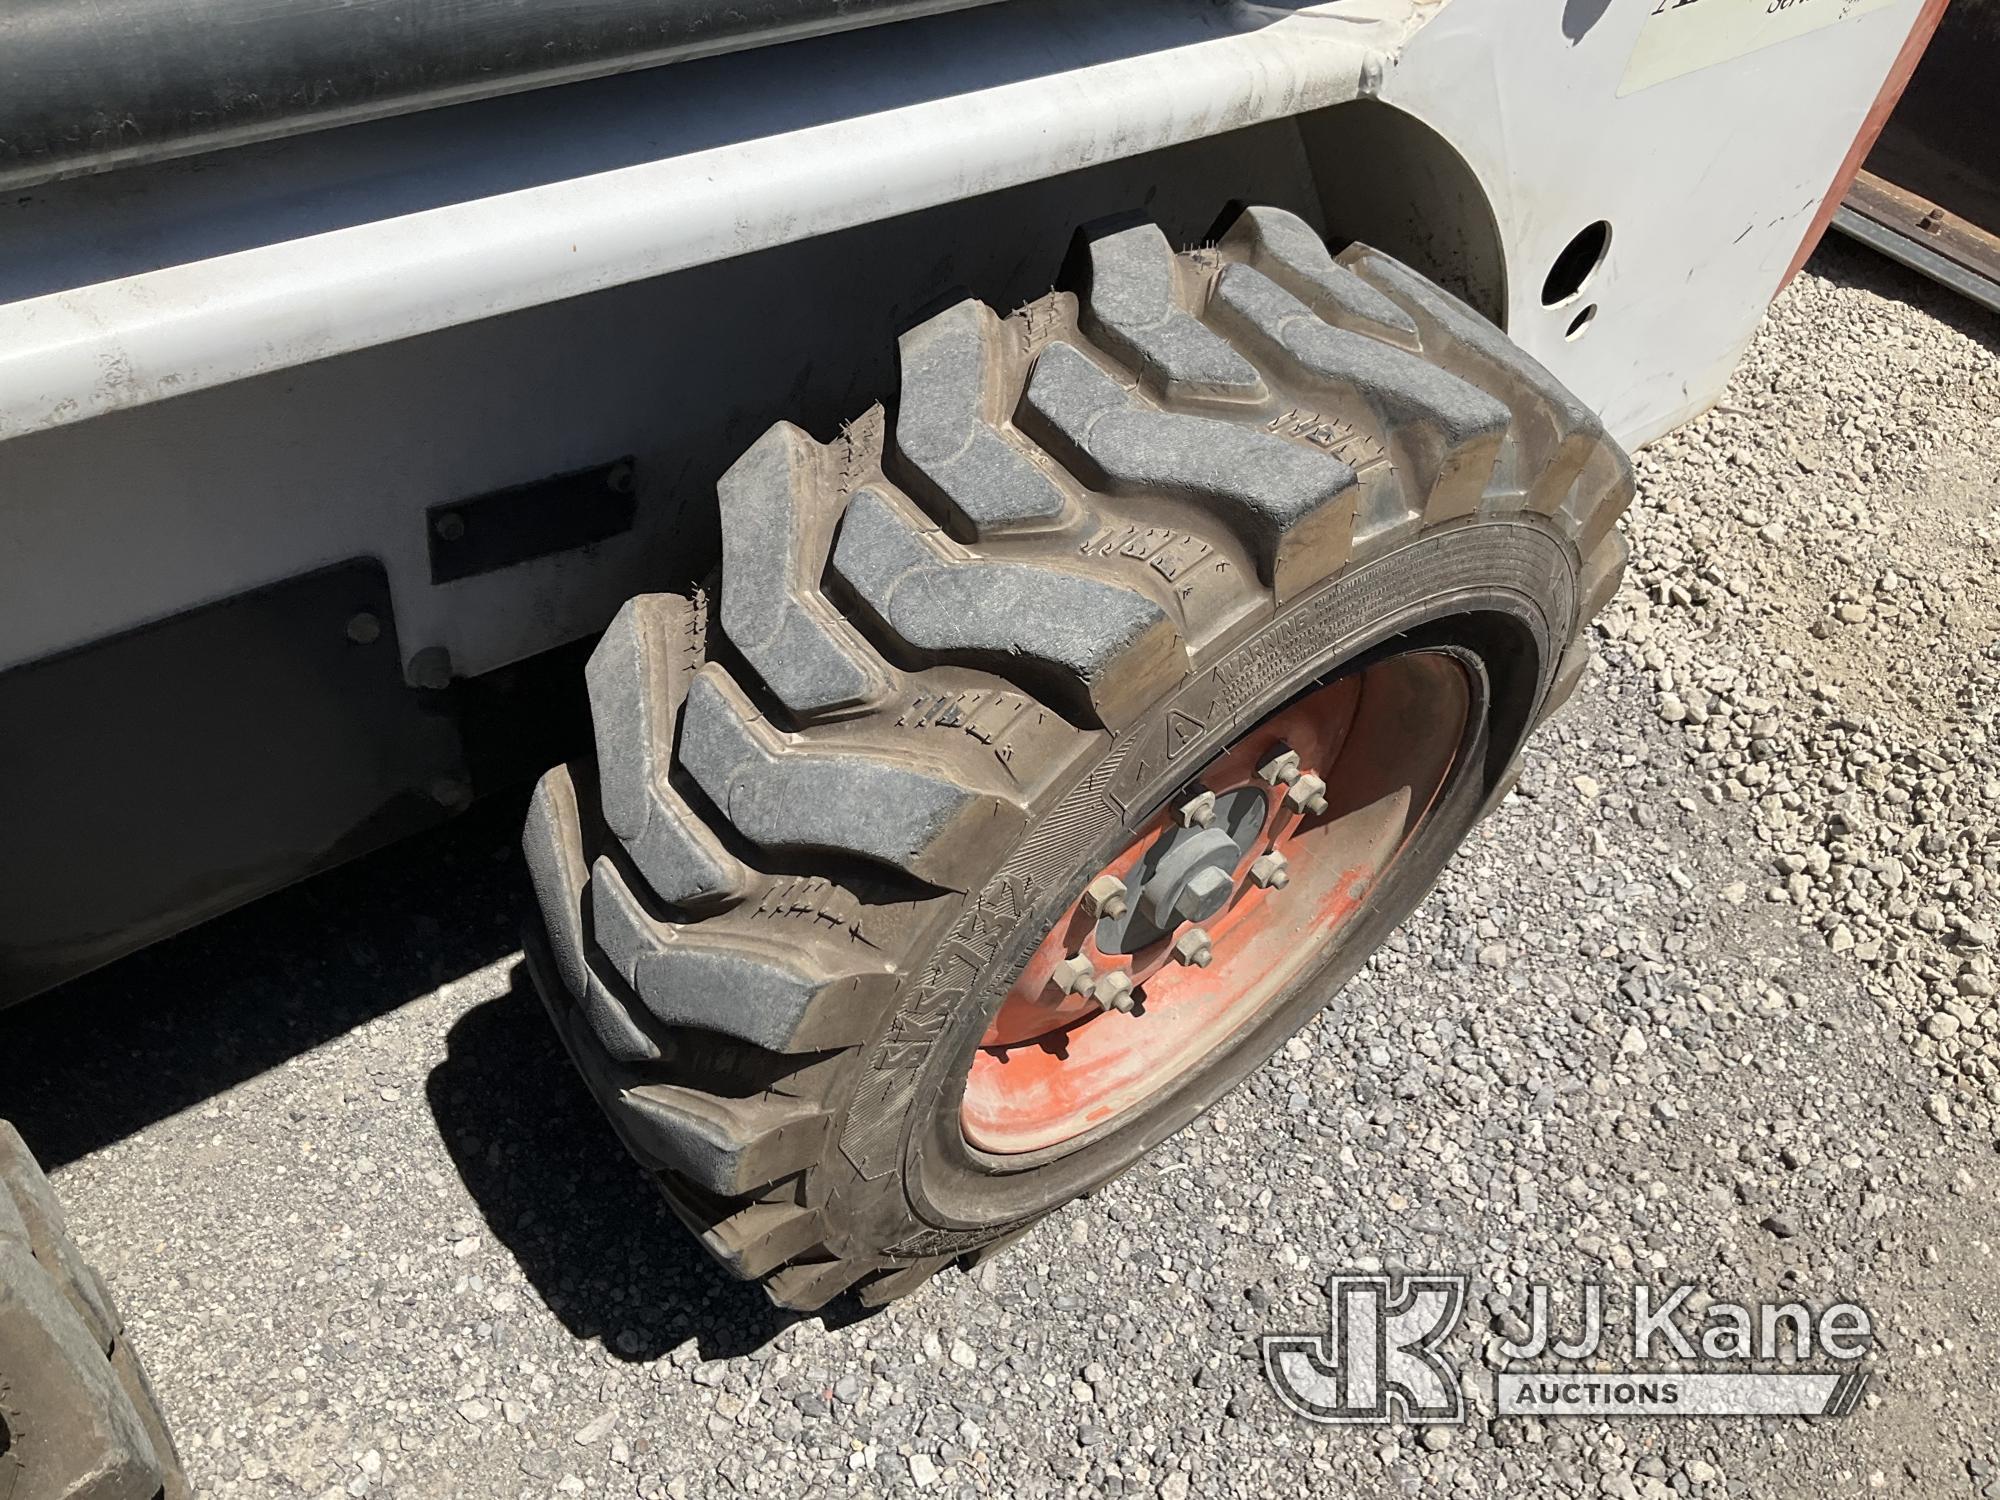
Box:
[1082,874,1129,921]
[1172,865,1235,925]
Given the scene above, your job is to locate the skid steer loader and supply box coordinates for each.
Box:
[0,1,1947,1491]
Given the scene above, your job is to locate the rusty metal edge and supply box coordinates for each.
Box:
[1849,169,2000,281]
[1830,200,2000,317]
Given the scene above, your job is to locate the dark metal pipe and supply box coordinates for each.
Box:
[0,0,1004,191]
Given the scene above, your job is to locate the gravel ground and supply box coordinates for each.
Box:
[5,237,1998,1500]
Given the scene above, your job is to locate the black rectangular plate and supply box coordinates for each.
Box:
[427,457,637,584]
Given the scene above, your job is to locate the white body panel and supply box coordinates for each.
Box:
[0,0,1925,682]
[0,1,1414,443]
[1384,0,1923,444]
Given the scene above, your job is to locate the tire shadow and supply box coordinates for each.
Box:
[425,966,848,1362]
[0,795,530,1170]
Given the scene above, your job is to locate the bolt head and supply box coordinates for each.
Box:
[1173,927,1215,967]
[1082,874,1129,921]
[1176,790,1217,829]
[1093,970,1136,1012]
[1257,747,1302,787]
[1250,853,1291,890]
[408,644,454,691]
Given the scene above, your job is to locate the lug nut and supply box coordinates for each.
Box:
[1250,852,1291,889]
[1176,790,1217,829]
[1285,772,1329,816]
[1051,954,1097,996]
[1258,747,1302,787]
[1082,874,1129,921]
[1172,927,1215,968]
[1093,970,1136,1013]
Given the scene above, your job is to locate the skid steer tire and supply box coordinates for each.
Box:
[524,205,1631,1310]
[0,1122,188,1500]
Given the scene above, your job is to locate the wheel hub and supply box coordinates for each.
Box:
[958,648,1475,1155]
[1134,825,1243,930]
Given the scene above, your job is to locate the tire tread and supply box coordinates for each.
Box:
[526,202,1633,1310]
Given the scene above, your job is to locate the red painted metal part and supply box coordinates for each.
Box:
[960,651,1471,1155]
[1781,0,1950,292]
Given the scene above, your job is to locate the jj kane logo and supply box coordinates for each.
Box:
[1264,1272,1873,1424]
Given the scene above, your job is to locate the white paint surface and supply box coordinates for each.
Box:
[0,0,1937,686]
[0,1,1416,442]
[1381,0,1926,446]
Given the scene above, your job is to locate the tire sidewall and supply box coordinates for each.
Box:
[820,515,1580,1262]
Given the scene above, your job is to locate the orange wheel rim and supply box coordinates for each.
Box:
[959,650,1473,1155]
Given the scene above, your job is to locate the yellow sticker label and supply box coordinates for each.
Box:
[1621,0,1898,95]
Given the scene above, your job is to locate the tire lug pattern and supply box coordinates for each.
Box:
[831,484,1187,729]
[589,854,892,1054]
[1540,637,1594,725]
[1564,441,1636,555]
[585,596,750,912]
[1078,222,1265,401]
[1540,531,1629,726]
[856,1255,956,1307]
[892,300,1070,537]
[718,422,897,718]
[678,664,1027,891]
[1211,262,1509,527]
[612,1084,831,1198]
[522,769,668,1063]
[1022,340,1358,601]
[764,1257,874,1312]
[1579,527,1628,626]
[686,1200,826,1282]
[1338,242,1634,528]
[1216,206,1420,347]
